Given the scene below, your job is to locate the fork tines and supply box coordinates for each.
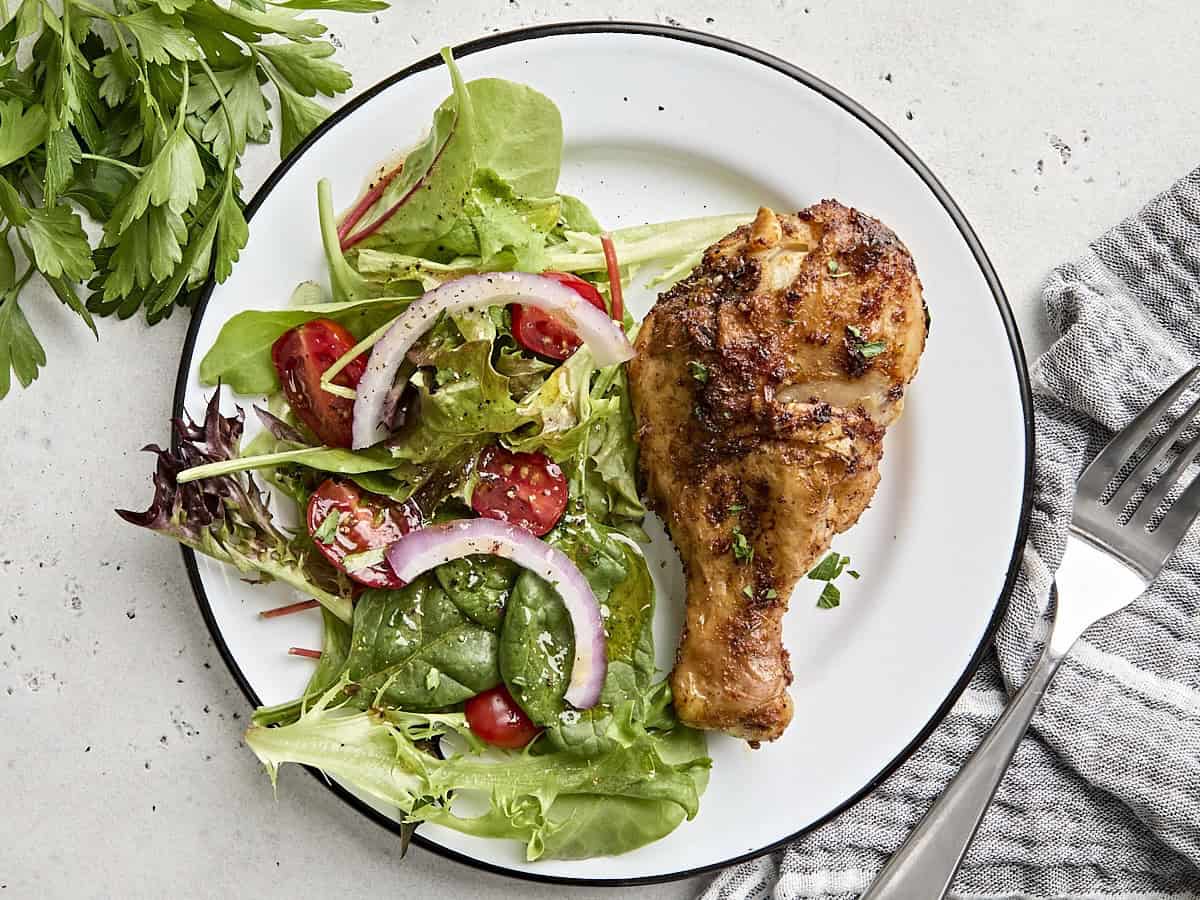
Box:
[1076,365,1200,548]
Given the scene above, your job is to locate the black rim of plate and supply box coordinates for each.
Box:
[173,20,1036,888]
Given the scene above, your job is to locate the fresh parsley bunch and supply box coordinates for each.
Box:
[0,0,386,399]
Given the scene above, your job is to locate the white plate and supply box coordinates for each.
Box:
[176,23,1032,886]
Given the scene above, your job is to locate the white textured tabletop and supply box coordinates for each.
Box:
[3,2,1198,897]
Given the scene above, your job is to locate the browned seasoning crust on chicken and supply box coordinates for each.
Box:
[629,201,927,742]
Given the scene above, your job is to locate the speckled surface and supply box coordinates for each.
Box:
[2,2,1198,897]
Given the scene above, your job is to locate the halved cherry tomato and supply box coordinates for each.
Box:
[271,319,366,448]
[465,685,541,749]
[511,271,608,361]
[306,479,421,588]
[470,445,568,536]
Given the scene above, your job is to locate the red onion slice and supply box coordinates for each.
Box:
[385,518,608,709]
[352,272,635,449]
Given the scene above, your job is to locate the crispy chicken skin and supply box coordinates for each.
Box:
[629,201,927,742]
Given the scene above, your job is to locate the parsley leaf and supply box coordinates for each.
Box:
[312,509,341,544]
[257,41,351,98]
[275,0,388,10]
[119,9,202,65]
[0,100,47,167]
[0,295,46,400]
[110,125,205,233]
[809,552,855,610]
[189,63,271,166]
[213,184,249,282]
[93,54,135,107]
[24,203,95,281]
[807,552,849,581]
[0,233,13,287]
[688,360,709,383]
[273,78,329,157]
[859,340,887,358]
[0,0,381,399]
[731,528,753,563]
[845,325,887,369]
[43,128,82,205]
[816,582,841,609]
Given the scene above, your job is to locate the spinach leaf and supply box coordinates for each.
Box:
[348,576,502,710]
[537,534,659,755]
[435,554,518,631]
[603,541,656,682]
[500,569,574,726]
[501,516,653,728]
[536,726,710,860]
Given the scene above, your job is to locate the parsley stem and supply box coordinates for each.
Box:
[197,57,236,137]
[79,154,145,177]
[69,0,116,22]
[11,264,37,296]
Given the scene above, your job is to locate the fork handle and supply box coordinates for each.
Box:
[860,640,1065,900]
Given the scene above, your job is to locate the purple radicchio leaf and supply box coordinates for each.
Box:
[117,390,353,612]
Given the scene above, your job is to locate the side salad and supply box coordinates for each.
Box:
[120,50,752,861]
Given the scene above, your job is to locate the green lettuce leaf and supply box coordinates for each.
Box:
[306,605,353,696]
[348,50,476,248]
[197,295,413,394]
[245,675,709,861]
[176,444,401,483]
[383,167,561,273]
[556,194,601,235]
[509,349,615,460]
[389,339,532,464]
[466,169,560,271]
[466,77,562,197]
[583,368,647,534]
[545,213,752,274]
[354,247,481,290]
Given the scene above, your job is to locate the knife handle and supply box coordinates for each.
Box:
[859,639,1064,900]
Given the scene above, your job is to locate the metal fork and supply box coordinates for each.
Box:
[862,365,1200,900]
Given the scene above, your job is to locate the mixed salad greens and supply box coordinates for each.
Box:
[119,50,754,861]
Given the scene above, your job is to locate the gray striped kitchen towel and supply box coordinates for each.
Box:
[704,169,1200,899]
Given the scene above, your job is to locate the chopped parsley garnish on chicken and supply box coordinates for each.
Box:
[730,528,754,563]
